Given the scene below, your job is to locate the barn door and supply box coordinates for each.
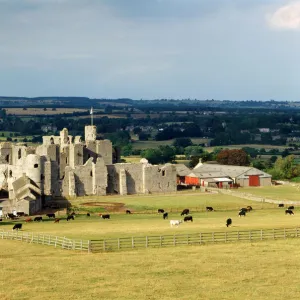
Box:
[249,175,260,186]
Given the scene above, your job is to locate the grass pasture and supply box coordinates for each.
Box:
[1,238,300,300]
[0,192,297,240]
[2,190,300,299]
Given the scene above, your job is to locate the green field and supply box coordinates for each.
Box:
[0,191,296,240]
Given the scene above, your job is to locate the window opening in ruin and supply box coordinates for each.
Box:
[9,170,12,177]
[50,137,54,145]
[162,170,165,176]
[5,155,9,163]
[34,164,38,168]
[88,154,91,159]
[18,149,21,159]
[41,174,45,180]
[66,157,68,164]
[90,171,93,177]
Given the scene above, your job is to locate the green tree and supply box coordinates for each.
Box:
[121,144,133,157]
[172,138,193,148]
[184,145,204,159]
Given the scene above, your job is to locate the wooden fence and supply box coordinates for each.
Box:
[90,227,300,253]
[0,230,90,252]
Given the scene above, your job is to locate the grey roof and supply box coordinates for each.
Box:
[192,170,229,178]
[193,163,271,178]
[175,164,192,176]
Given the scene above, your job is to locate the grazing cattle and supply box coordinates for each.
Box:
[46,213,55,219]
[7,213,17,220]
[54,218,60,223]
[181,209,190,216]
[66,215,74,221]
[170,220,182,227]
[206,206,214,212]
[285,209,294,215]
[100,214,110,219]
[163,212,168,219]
[13,223,22,231]
[25,218,32,222]
[184,216,193,222]
[288,206,295,210]
[70,212,76,216]
[34,216,43,222]
[278,204,284,208]
[246,206,253,212]
[158,209,165,214]
[0,218,2,222]
[238,211,246,217]
[17,212,25,217]
[86,213,90,217]
[126,210,131,214]
[226,218,232,227]
[240,208,248,213]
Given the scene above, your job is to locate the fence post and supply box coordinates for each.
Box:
[173,235,176,246]
[146,236,148,248]
[212,232,214,243]
[118,238,120,250]
[160,235,162,247]
[103,240,106,252]
[237,231,240,241]
[296,228,299,238]
[199,233,202,244]
[273,229,275,239]
[249,231,252,241]
[132,237,134,249]
[225,232,227,243]
[88,240,91,253]
[187,234,189,245]
[284,228,286,239]
[55,236,58,248]
[261,230,263,241]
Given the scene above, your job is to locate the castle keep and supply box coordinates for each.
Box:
[0,126,177,215]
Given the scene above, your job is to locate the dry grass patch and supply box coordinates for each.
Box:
[1,239,300,300]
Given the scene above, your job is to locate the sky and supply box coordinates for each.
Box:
[0,0,300,100]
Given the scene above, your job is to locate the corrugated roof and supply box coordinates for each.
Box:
[175,164,192,176]
[193,163,271,178]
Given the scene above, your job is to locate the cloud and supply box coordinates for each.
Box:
[268,1,300,30]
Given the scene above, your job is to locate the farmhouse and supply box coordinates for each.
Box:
[0,126,176,215]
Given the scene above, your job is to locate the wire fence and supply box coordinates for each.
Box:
[0,229,90,252]
[90,227,300,253]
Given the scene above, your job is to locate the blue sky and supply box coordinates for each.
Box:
[0,0,300,100]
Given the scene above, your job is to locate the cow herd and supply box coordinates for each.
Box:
[4,202,298,232]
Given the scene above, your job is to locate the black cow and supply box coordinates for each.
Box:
[181,209,190,216]
[206,206,214,212]
[184,216,193,222]
[86,213,90,217]
[288,206,295,210]
[246,206,253,212]
[226,218,232,227]
[67,215,74,221]
[7,213,17,220]
[126,210,131,214]
[278,204,284,208]
[238,211,246,217]
[240,208,248,213]
[46,213,55,219]
[285,209,294,215]
[158,209,164,214]
[0,218,2,222]
[34,216,42,222]
[100,214,110,219]
[17,212,25,217]
[70,212,76,216]
[163,212,168,219]
[13,223,22,231]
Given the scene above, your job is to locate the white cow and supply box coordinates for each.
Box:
[170,220,182,227]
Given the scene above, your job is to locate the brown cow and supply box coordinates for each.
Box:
[54,218,60,223]
[25,217,32,222]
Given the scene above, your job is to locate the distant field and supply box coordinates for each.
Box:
[206,144,287,152]
[5,108,89,115]
[132,138,210,149]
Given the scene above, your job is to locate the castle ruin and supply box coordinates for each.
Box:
[0,126,177,215]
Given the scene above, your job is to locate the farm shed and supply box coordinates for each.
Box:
[175,164,194,185]
[192,170,233,188]
[193,162,272,187]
